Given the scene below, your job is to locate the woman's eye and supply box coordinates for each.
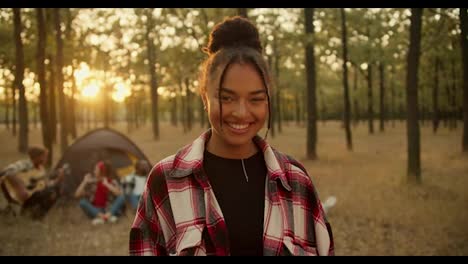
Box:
[221,96,233,102]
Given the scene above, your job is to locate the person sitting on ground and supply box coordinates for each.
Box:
[122,160,151,210]
[0,146,65,219]
[74,160,125,225]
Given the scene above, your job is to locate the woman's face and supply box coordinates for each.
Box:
[203,62,268,151]
[94,164,102,179]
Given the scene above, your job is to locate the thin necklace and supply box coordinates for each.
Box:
[241,159,249,182]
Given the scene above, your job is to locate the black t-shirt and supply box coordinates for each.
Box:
[203,150,267,256]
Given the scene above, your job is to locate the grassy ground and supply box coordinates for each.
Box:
[0,120,467,255]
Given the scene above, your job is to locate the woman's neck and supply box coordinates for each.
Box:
[206,135,258,159]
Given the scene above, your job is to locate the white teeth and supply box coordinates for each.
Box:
[228,123,249,130]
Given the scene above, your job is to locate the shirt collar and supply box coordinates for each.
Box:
[168,129,292,192]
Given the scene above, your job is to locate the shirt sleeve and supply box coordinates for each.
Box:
[3,159,32,177]
[129,169,167,256]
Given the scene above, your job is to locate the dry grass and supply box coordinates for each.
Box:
[0,120,467,255]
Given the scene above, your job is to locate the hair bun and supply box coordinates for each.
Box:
[204,16,263,55]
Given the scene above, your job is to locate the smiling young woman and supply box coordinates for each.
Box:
[129,16,334,256]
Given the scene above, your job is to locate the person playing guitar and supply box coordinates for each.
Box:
[0,146,65,218]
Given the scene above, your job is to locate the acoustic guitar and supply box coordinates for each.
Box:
[1,167,47,203]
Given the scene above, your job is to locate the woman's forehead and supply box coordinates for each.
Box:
[207,63,267,93]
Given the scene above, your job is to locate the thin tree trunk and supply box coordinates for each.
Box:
[5,83,10,130]
[460,8,468,152]
[180,82,187,133]
[406,8,423,184]
[451,58,458,129]
[133,91,139,129]
[65,8,76,138]
[267,55,276,137]
[69,66,77,138]
[13,8,28,153]
[388,65,397,128]
[186,78,193,131]
[353,65,360,127]
[171,96,178,127]
[433,56,440,133]
[379,61,386,132]
[36,8,52,166]
[340,8,353,150]
[146,9,159,140]
[367,64,374,134]
[273,37,282,134]
[53,8,68,154]
[12,76,17,136]
[48,54,57,144]
[295,91,301,126]
[33,103,38,129]
[304,8,318,160]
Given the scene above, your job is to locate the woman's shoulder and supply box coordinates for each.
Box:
[271,148,313,183]
[271,148,306,171]
[150,154,177,178]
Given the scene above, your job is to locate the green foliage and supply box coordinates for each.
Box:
[0,8,464,122]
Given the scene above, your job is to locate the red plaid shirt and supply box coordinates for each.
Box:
[129,130,334,256]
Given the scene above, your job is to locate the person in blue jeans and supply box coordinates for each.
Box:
[122,160,151,210]
[74,160,125,225]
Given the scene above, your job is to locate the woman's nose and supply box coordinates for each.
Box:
[232,100,247,118]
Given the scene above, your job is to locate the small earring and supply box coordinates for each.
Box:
[203,105,207,111]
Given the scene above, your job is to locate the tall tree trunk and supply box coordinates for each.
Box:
[304,8,318,160]
[48,54,57,144]
[13,8,28,153]
[267,54,276,137]
[125,97,131,133]
[54,8,68,154]
[406,8,423,184]
[69,66,77,138]
[340,8,353,150]
[64,8,76,138]
[12,76,17,136]
[33,103,38,129]
[391,66,396,128]
[146,9,159,140]
[36,8,52,166]
[442,61,453,130]
[353,65,360,127]
[451,58,458,129]
[103,70,110,128]
[133,91,139,129]
[171,96,178,127]
[238,8,248,18]
[433,56,440,133]
[295,91,301,126]
[186,78,193,131]
[179,82,187,133]
[460,8,468,152]
[379,61,386,132]
[273,37,282,134]
[5,83,10,130]
[367,64,374,134]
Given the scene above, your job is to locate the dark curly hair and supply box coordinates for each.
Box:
[199,16,272,139]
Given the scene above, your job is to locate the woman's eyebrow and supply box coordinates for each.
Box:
[219,87,236,94]
[250,90,267,95]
